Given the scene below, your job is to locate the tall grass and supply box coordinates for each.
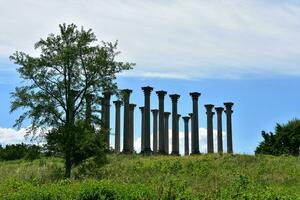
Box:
[0,154,299,199]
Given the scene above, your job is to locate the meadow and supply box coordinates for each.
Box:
[0,154,299,199]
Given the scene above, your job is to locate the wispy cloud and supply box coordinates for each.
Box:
[1,0,300,79]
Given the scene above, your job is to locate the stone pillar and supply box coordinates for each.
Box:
[139,106,145,153]
[129,104,136,153]
[85,93,93,125]
[113,100,122,153]
[169,94,180,155]
[215,107,224,153]
[224,102,234,154]
[122,89,132,153]
[182,116,190,156]
[151,109,159,153]
[205,104,215,153]
[156,90,167,154]
[190,92,201,154]
[142,86,153,154]
[103,92,112,147]
[164,112,171,154]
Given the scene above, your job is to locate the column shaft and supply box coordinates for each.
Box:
[151,109,159,153]
[122,89,132,153]
[129,104,136,152]
[215,107,224,153]
[205,104,215,153]
[142,86,153,154]
[183,117,190,156]
[103,92,111,147]
[190,92,201,154]
[224,102,234,153]
[156,91,167,154]
[114,101,122,153]
[139,107,145,153]
[170,94,180,155]
[164,112,170,154]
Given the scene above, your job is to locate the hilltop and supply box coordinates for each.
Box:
[0,154,299,199]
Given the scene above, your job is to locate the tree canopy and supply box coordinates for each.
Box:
[10,23,134,177]
[255,119,300,156]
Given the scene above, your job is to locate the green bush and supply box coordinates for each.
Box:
[0,144,41,161]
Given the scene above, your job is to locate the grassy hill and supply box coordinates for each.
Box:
[0,154,299,199]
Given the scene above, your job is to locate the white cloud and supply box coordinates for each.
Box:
[1,0,300,79]
[0,127,46,146]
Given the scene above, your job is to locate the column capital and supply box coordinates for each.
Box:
[224,102,234,110]
[205,104,215,115]
[169,94,180,102]
[142,86,153,94]
[215,107,224,113]
[190,92,201,100]
[182,116,190,122]
[139,106,144,111]
[122,89,133,95]
[177,114,181,119]
[113,100,122,106]
[151,109,159,114]
[188,113,193,117]
[156,90,167,97]
[129,104,136,110]
[164,112,171,117]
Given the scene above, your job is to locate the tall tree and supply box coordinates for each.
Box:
[10,23,134,177]
[255,119,300,156]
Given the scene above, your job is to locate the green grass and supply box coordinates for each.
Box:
[0,154,299,199]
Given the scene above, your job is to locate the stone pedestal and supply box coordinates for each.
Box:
[164,112,171,154]
[215,107,224,153]
[142,86,153,154]
[182,116,190,156]
[122,89,132,153]
[190,92,201,154]
[151,109,159,153]
[113,100,122,153]
[169,94,180,155]
[205,104,215,153]
[224,102,234,154]
[129,104,136,153]
[156,91,167,154]
[139,107,145,153]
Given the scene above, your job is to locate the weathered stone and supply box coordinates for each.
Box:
[164,112,171,154]
[205,104,215,153]
[113,100,122,153]
[156,90,167,154]
[190,92,201,154]
[182,116,190,156]
[122,89,132,153]
[151,109,159,153]
[224,102,234,153]
[142,86,153,154]
[169,94,180,155]
[215,107,224,153]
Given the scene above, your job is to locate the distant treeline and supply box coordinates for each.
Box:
[0,143,42,161]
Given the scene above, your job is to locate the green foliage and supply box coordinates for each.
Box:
[10,23,134,177]
[0,143,41,161]
[0,154,299,199]
[256,119,300,156]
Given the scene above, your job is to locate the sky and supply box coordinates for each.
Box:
[1,0,300,154]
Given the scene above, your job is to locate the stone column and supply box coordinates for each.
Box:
[182,116,190,156]
[142,86,153,154]
[122,89,132,153]
[190,92,201,154]
[151,109,159,153]
[139,106,145,153]
[224,102,234,154]
[215,107,224,153]
[164,112,171,154]
[156,90,167,154]
[85,93,93,125]
[129,104,136,153]
[113,100,122,153]
[103,92,112,147]
[205,104,215,153]
[169,94,180,155]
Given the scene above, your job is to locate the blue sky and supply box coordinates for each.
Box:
[1,0,300,154]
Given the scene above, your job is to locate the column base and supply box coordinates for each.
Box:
[171,151,180,156]
[140,148,153,155]
[122,149,134,154]
[190,151,201,155]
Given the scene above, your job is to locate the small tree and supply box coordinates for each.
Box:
[10,23,134,177]
[255,119,300,156]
